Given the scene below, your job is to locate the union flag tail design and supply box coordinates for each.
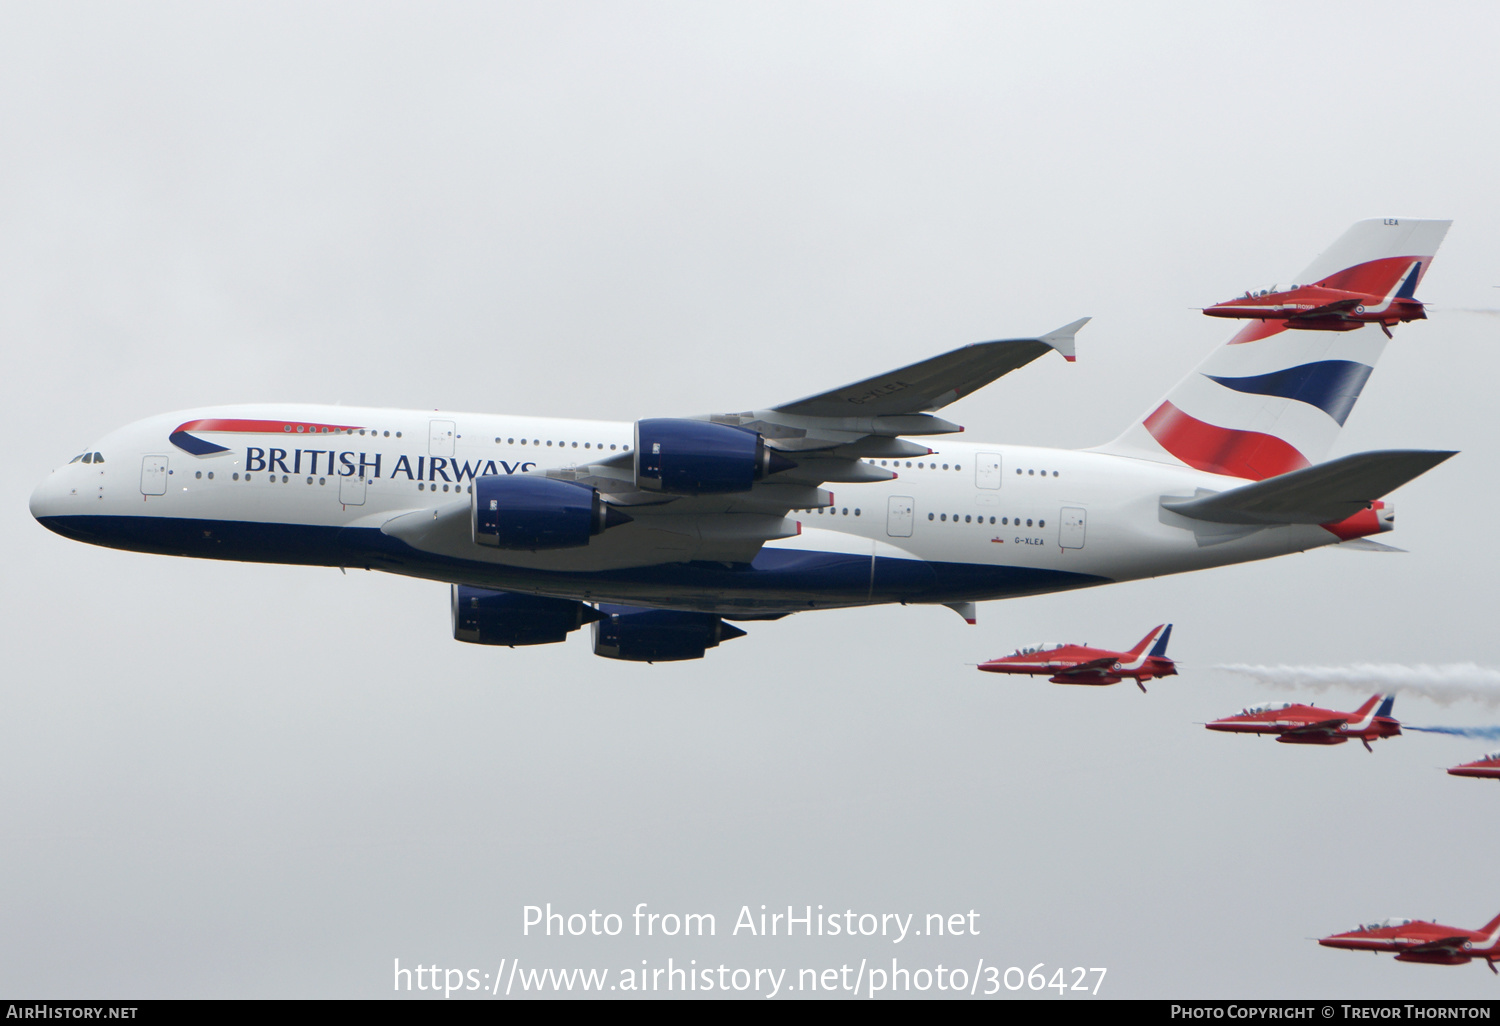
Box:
[1147,624,1173,659]
[1098,219,1451,480]
[1118,624,1169,669]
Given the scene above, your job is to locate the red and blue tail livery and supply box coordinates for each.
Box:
[1102,219,1450,485]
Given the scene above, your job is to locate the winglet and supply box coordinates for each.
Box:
[1040,317,1090,363]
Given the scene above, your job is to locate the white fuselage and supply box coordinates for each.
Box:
[30,404,1351,615]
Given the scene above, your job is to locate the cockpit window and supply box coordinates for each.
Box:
[92,452,103,463]
[1243,702,1294,715]
[68,454,82,463]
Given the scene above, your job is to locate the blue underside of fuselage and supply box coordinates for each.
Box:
[36,514,1111,613]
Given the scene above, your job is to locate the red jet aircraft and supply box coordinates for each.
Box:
[1320,912,1500,972]
[1205,695,1399,751]
[978,624,1175,693]
[1203,259,1426,337]
[1448,750,1500,781]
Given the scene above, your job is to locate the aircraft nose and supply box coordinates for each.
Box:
[30,468,75,524]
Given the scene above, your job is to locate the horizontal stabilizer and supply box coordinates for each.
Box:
[773,318,1087,418]
[1335,537,1406,553]
[1162,449,1456,526]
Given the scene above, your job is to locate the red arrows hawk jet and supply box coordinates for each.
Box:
[977,624,1175,693]
[1203,256,1428,338]
[1448,750,1500,781]
[1320,912,1500,972]
[1205,694,1399,751]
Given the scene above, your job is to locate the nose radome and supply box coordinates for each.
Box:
[30,469,71,522]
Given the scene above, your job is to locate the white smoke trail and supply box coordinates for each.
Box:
[1214,663,1500,708]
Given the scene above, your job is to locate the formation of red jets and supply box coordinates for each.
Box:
[978,256,1485,976]
[980,624,1496,975]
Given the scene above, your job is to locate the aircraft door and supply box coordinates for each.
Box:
[429,420,456,458]
[140,455,168,496]
[339,473,367,507]
[1059,506,1086,549]
[975,452,1003,489]
[886,495,914,538]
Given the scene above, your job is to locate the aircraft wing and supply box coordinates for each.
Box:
[533,320,1087,560]
[386,321,1086,568]
[1051,657,1119,679]
[1163,449,1457,526]
[1283,718,1347,738]
[1297,298,1362,318]
[771,319,1087,418]
[1406,936,1472,954]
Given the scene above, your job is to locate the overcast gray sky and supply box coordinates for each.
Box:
[3,1,1498,999]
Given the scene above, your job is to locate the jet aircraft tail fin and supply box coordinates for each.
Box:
[1121,624,1168,661]
[1346,694,1385,729]
[1375,695,1396,719]
[1148,623,1173,658]
[1475,912,1500,950]
[1095,219,1450,479]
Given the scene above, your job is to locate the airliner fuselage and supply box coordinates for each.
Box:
[29,403,1368,617]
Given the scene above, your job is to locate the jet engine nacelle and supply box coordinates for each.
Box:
[591,604,748,662]
[634,418,793,495]
[451,586,602,646]
[472,474,630,550]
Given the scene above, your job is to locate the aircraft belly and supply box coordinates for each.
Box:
[36,513,1110,615]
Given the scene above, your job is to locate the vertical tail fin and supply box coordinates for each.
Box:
[1096,219,1451,480]
[1124,625,1167,660]
[1345,694,1385,730]
[1148,623,1173,658]
[1375,695,1396,719]
[1475,912,1500,950]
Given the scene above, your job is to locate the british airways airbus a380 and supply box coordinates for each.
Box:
[30,220,1456,662]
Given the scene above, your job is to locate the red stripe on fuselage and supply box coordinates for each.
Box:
[174,418,364,436]
[1143,401,1310,481]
